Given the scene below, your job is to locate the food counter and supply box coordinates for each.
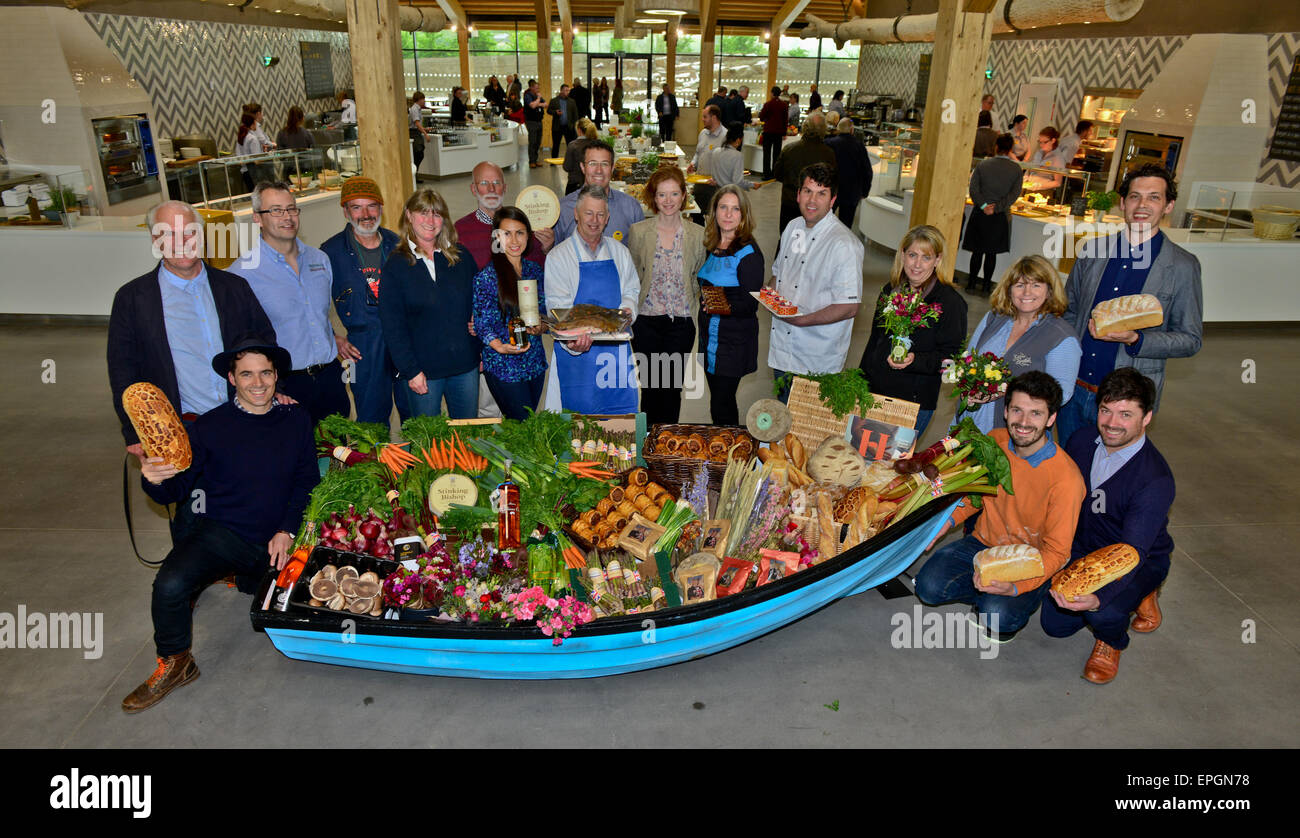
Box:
[417,122,518,179]
[742,125,797,174]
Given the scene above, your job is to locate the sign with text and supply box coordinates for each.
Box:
[299,41,336,100]
[846,415,916,461]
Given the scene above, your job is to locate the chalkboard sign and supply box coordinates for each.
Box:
[915,53,931,108]
[1267,51,1300,164]
[299,41,336,100]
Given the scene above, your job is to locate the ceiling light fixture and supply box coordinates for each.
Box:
[637,0,691,15]
[636,17,668,26]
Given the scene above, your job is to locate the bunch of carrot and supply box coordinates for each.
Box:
[422,431,489,473]
[560,538,589,570]
[377,441,419,475]
[568,460,616,480]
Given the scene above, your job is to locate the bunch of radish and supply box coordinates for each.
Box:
[314,505,395,559]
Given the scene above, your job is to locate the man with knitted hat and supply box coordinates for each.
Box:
[320,177,408,424]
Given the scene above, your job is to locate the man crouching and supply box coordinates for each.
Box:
[123,337,319,713]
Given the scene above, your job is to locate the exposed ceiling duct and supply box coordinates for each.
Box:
[43,0,450,31]
[801,0,1144,47]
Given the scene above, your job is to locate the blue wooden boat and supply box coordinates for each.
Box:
[250,497,958,679]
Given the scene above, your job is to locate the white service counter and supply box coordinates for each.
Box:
[417,122,518,179]
[742,126,796,174]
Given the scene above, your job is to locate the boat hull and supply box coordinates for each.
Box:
[253,498,958,679]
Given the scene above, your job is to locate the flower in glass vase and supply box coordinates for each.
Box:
[877,290,943,364]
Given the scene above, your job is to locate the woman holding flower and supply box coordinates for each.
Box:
[962,254,1081,433]
[859,225,968,436]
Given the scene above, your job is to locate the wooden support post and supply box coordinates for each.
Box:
[458,26,470,90]
[346,0,412,206]
[697,0,718,134]
[908,0,994,255]
[666,24,677,95]
[765,34,780,97]
[562,28,574,90]
[535,1,553,142]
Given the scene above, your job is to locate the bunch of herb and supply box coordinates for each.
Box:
[772,368,875,418]
[317,414,391,453]
[492,410,574,467]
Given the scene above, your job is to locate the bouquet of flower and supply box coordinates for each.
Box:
[436,536,523,623]
[877,290,943,363]
[381,541,455,610]
[506,586,596,646]
[942,348,1011,415]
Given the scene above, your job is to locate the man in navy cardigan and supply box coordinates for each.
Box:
[1042,368,1174,684]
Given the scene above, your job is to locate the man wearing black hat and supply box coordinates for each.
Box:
[121,337,319,714]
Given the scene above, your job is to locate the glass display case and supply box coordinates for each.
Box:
[91,114,162,205]
[876,133,921,200]
[1014,164,1095,215]
[0,166,93,228]
[195,142,362,211]
[1181,184,1252,239]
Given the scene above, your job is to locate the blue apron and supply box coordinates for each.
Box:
[696,244,755,375]
[554,237,639,414]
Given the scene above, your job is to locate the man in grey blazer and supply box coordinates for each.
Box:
[1056,164,1203,443]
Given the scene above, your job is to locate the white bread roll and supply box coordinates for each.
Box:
[1052,543,1140,598]
[974,544,1044,587]
[1091,293,1163,336]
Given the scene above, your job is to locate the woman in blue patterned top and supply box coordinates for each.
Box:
[471,206,548,419]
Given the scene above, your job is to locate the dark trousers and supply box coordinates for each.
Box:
[347,328,410,425]
[660,118,675,142]
[551,122,576,158]
[153,518,269,657]
[410,130,425,172]
[762,132,783,179]
[631,314,696,426]
[705,371,741,426]
[484,371,545,421]
[526,121,543,164]
[914,534,1048,635]
[594,103,608,127]
[836,193,861,228]
[693,184,719,217]
[1041,555,1170,650]
[280,359,350,425]
[968,252,997,291]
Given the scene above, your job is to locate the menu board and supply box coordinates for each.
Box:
[299,41,336,100]
[1267,52,1300,163]
[914,53,931,108]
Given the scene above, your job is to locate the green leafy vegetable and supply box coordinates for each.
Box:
[773,369,876,418]
[317,414,390,453]
[949,417,1013,506]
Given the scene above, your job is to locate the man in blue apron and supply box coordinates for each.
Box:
[543,185,640,414]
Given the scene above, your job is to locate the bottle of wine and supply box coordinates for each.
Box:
[496,460,521,550]
[265,522,314,611]
[517,277,540,326]
[386,490,423,567]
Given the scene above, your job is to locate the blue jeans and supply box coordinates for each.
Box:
[914,409,935,438]
[347,327,410,425]
[153,518,269,657]
[484,371,545,421]
[1056,386,1097,446]
[406,368,479,419]
[914,534,1047,634]
[1041,553,1170,650]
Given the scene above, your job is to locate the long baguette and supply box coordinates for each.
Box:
[122,382,192,471]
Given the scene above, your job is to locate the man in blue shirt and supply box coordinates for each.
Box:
[1056,163,1203,443]
[108,200,276,543]
[553,143,644,245]
[230,181,353,423]
[1043,368,1175,685]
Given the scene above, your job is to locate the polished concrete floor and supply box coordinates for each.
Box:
[1,144,1297,748]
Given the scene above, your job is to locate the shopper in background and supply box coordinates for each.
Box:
[276,106,315,151]
[507,73,522,100]
[859,224,968,436]
[483,76,507,112]
[450,86,468,124]
[523,79,547,168]
[787,93,802,130]
[963,133,1026,293]
[379,189,481,419]
[808,84,823,113]
[825,117,873,229]
[593,77,610,127]
[725,88,747,126]
[562,118,600,195]
[737,86,753,123]
[759,86,788,181]
[963,255,1080,433]
[571,77,592,122]
[320,177,408,426]
[547,84,578,159]
[612,78,625,118]
[697,186,764,426]
[656,83,680,143]
[705,85,729,116]
[628,166,706,425]
[471,206,549,420]
[409,91,431,171]
[773,111,836,235]
[827,90,847,118]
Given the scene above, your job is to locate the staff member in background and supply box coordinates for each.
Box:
[962,132,1025,294]
[380,189,480,419]
[972,110,998,158]
[507,73,522,100]
[544,185,641,414]
[825,117,873,229]
[963,255,1081,433]
[705,85,729,116]
[108,200,277,544]
[699,123,757,206]
[1043,368,1174,684]
[697,186,764,426]
[276,106,314,151]
[808,84,822,113]
[1025,126,1066,191]
[687,105,728,212]
[547,84,578,160]
[454,161,553,268]
[122,337,317,714]
[656,83,680,143]
[859,224,967,437]
[769,163,863,399]
[562,119,600,195]
[1057,120,1094,166]
[450,86,468,124]
[483,76,507,112]
[759,86,788,181]
[553,142,645,245]
[246,103,276,151]
[827,90,847,118]
[409,92,431,172]
[338,90,357,127]
[320,177,408,426]
[1056,164,1203,443]
[472,207,549,420]
[629,167,706,425]
[523,79,547,168]
[611,78,624,118]
[230,181,353,423]
[773,112,836,235]
[1008,114,1031,161]
[235,112,264,192]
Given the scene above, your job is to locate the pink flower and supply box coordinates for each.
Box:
[539,623,553,636]
[454,585,466,596]
[546,598,559,610]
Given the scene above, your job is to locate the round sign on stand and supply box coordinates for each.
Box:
[428,473,478,516]
[516,184,560,230]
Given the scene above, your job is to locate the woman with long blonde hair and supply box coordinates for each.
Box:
[859,224,968,436]
[379,188,481,418]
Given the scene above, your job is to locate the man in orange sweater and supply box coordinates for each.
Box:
[914,371,1087,642]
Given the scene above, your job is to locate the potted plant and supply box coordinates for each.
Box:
[48,187,79,225]
[1086,189,1120,222]
[630,123,643,139]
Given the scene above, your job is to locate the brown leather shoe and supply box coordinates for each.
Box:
[1131,590,1161,633]
[1082,639,1121,684]
[121,651,199,713]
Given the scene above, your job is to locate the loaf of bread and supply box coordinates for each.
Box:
[1091,293,1163,336]
[1052,543,1140,598]
[122,382,192,471]
[974,543,1044,587]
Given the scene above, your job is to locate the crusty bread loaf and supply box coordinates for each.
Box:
[1052,543,1140,598]
[974,544,1044,587]
[1091,293,1163,336]
[122,382,192,470]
